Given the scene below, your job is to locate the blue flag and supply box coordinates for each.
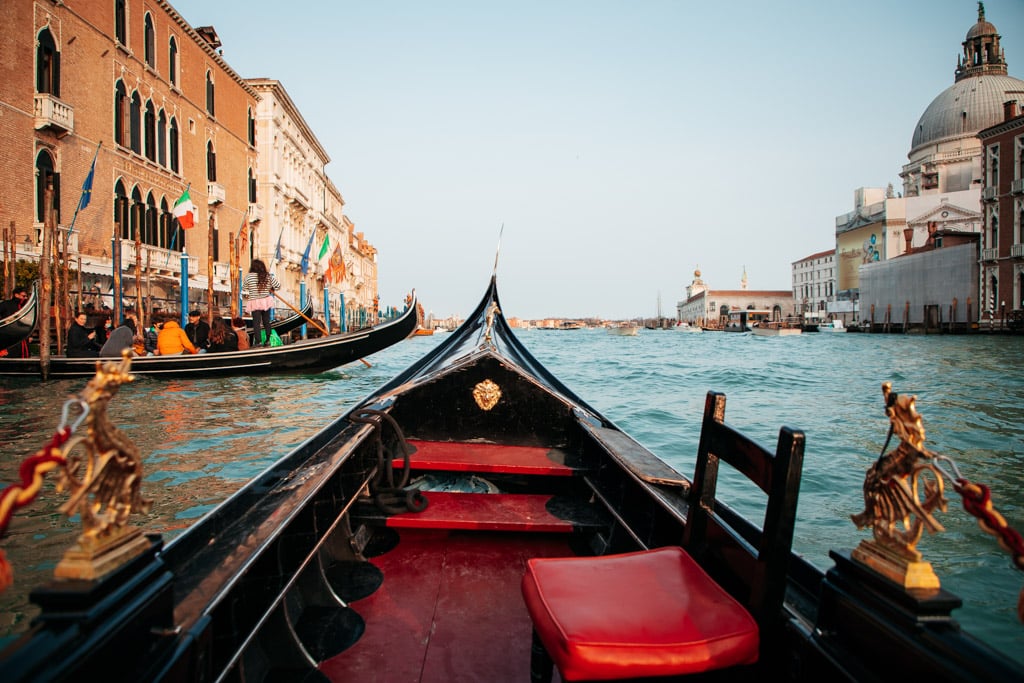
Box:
[300,230,315,275]
[78,154,97,211]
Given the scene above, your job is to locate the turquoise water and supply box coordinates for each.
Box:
[0,327,1022,661]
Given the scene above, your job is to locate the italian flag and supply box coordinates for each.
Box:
[173,187,196,229]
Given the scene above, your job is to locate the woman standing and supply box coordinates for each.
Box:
[242,259,281,347]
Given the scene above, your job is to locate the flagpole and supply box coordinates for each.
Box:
[67,141,102,239]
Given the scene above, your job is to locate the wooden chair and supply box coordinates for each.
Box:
[521,391,805,681]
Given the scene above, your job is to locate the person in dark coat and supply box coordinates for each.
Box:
[207,316,239,353]
[184,310,210,352]
[67,311,101,357]
[0,286,30,357]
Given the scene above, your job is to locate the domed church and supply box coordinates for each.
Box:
[901,2,1024,197]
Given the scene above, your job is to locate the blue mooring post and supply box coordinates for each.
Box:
[179,249,189,327]
[237,266,243,316]
[323,288,330,333]
[340,293,346,332]
[299,281,307,338]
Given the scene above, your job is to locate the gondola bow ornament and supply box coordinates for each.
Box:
[0,353,152,590]
[852,382,1024,620]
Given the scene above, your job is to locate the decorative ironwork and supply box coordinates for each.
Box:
[473,379,501,411]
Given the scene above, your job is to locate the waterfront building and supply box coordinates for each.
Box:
[833,5,1023,324]
[0,1,258,314]
[791,249,835,324]
[676,268,795,328]
[247,78,377,328]
[978,101,1024,317]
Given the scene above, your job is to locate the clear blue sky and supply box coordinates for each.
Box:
[169,0,1024,320]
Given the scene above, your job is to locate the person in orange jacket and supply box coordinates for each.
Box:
[156,316,198,355]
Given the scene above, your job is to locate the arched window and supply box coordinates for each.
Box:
[157,110,167,166]
[205,71,215,116]
[114,80,127,146]
[35,150,60,224]
[248,167,256,203]
[114,0,127,46]
[991,212,999,250]
[36,28,60,96]
[130,186,144,241]
[159,197,172,249]
[113,180,129,240]
[129,91,142,153]
[144,100,156,161]
[169,117,180,173]
[145,192,158,246]
[247,107,255,146]
[168,37,178,86]
[206,141,217,182]
[144,13,155,68]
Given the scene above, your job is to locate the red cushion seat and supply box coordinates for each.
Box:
[521,546,758,681]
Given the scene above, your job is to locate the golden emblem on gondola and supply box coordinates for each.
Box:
[472,379,502,411]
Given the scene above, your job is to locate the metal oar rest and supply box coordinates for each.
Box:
[521,390,805,681]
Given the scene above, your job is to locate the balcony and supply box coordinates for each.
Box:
[207,182,225,205]
[33,93,74,135]
[981,247,999,261]
[248,203,263,223]
[1012,178,1024,195]
[1012,244,1024,258]
[982,186,997,201]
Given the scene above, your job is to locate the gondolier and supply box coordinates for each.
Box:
[242,259,282,347]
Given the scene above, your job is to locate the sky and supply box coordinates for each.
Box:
[169,0,1024,320]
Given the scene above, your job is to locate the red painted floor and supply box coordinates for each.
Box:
[319,529,573,682]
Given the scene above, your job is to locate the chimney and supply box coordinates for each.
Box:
[904,228,914,253]
[1005,100,1020,121]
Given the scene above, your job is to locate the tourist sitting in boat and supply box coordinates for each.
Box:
[0,286,30,357]
[185,310,211,352]
[156,315,198,355]
[231,317,250,350]
[207,316,239,353]
[66,311,101,358]
[99,316,138,357]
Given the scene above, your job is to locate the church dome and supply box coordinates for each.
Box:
[908,4,1024,155]
[910,74,1024,152]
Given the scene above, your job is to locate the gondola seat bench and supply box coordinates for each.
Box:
[521,391,806,681]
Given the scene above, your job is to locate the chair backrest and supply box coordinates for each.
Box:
[682,390,805,625]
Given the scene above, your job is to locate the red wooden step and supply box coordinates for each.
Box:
[364,491,605,533]
[398,440,579,477]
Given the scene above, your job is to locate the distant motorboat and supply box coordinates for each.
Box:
[818,319,847,333]
[674,321,703,334]
[607,324,639,336]
[751,321,803,337]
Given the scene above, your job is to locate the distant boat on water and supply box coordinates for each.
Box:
[607,324,639,336]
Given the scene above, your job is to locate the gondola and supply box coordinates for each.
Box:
[0,292,418,379]
[0,283,38,352]
[0,275,1019,682]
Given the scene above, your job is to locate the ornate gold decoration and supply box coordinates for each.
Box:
[472,379,502,411]
[54,353,153,579]
[851,382,947,588]
[484,301,499,346]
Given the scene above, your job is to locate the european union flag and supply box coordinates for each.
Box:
[78,156,96,211]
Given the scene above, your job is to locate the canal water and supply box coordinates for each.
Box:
[1,326,1022,662]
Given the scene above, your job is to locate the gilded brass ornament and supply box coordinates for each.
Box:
[55,353,152,579]
[473,379,502,411]
[851,382,948,588]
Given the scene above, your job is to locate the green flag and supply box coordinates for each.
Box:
[318,234,330,260]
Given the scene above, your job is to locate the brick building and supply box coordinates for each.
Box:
[978,100,1024,318]
[1,0,258,315]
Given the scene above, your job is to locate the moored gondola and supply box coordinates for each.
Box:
[0,292,417,379]
[0,275,1019,682]
[0,283,38,352]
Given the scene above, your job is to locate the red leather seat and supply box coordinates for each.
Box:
[521,546,758,681]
